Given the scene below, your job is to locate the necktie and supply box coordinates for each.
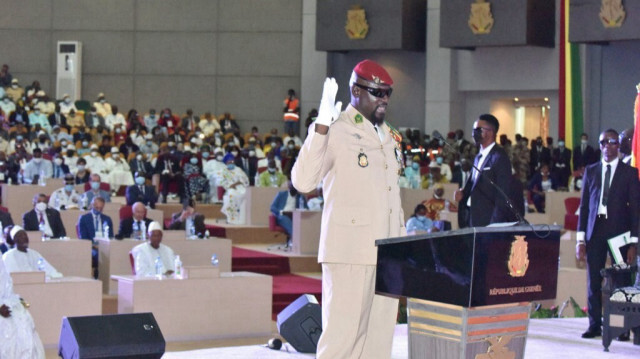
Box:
[473,154,483,182]
[602,164,611,206]
[39,211,44,225]
[94,214,100,233]
[138,161,143,172]
[139,186,144,195]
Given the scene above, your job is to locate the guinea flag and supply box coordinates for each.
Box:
[559,0,583,160]
[631,84,640,174]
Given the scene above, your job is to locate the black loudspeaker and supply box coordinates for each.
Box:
[59,313,165,359]
[277,294,322,353]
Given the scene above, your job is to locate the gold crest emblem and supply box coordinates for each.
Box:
[468,0,494,35]
[345,5,369,40]
[475,335,516,359]
[358,152,369,168]
[600,0,626,28]
[508,235,529,277]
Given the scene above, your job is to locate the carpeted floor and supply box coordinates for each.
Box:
[162,318,639,358]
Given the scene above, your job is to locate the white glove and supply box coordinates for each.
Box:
[315,78,342,127]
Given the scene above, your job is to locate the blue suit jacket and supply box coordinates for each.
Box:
[578,161,640,241]
[78,211,114,240]
[125,185,157,208]
[270,191,307,215]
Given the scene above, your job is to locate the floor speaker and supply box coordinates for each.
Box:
[59,312,165,359]
[276,294,322,353]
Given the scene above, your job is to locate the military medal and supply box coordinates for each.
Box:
[358,149,368,167]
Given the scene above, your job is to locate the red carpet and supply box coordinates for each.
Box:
[232,247,321,318]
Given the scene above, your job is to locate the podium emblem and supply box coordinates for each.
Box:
[345,5,369,40]
[468,0,494,35]
[475,335,516,359]
[508,235,529,277]
[600,0,626,28]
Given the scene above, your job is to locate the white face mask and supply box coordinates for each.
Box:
[35,202,47,212]
[137,154,143,161]
[91,151,98,157]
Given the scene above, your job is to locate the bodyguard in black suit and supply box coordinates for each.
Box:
[576,129,639,340]
[455,114,514,228]
[529,137,551,178]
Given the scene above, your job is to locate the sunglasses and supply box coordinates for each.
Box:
[354,83,393,98]
[599,138,619,146]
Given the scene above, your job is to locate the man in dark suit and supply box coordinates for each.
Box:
[22,193,66,238]
[154,148,184,203]
[129,152,154,179]
[167,200,206,237]
[125,172,158,208]
[451,158,471,189]
[576,129,639,340]
[573,132,596,170]
[116,202,153,240]
[48,104,67,129]
[77,197,114,277]
[551,139,572,188]
[270,181,308,240]
[529,136,551,179]
[454,114,514,228]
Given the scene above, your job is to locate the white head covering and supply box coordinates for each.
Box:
[10,225,24,239]
[147,221,162,235]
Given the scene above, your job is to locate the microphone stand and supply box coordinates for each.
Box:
[433,131,530,226]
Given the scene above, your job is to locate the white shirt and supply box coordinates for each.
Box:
[34,208,54,237]
[282,193,297,213]
[2,248,63,278]
[598,157,619,216]
[467,142,496,206]
[132,242,176,277]
[48,188,82,210]
[105,113,126,131]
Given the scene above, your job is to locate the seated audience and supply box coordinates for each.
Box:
[125,172,158,208]
[182,152,209,201]
[51,153,70,179]
[421,162,449,189]
[528,162,557,213]
[258,160,287,187]
[3,225,63,278]
[403,156,422,189]
[0,244,46,358]
[132,221,176,277]
[105,147,134,192]
[116,202,153,240]
[421,184,457,221]
[220,154,249,224]
[78,197,114,276]
[270,181,308,240]
[84,106,105,129]
[82,173,112,207]
[405,204,435,234]
[22,148,52,184]
[129,152,153,179]
[74,157,91,184]
[49,174,82,210]
[168,200,206,237]
[59,94,77,115]
[155,146,184,203]
[23,194,67,239]
[66,109,85,128]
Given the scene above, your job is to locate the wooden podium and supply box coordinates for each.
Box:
[376,225,561,359]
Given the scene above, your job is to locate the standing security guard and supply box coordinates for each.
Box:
[292,60,405,358]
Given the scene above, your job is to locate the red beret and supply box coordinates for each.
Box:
[353,59,393,86]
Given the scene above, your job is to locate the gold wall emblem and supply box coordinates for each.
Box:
[600,0,626,28]
[475,335,516,359]
[345,5,369,40]
[468,0,494,35]
[508,235,529,277]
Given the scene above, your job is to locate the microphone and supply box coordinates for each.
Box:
[267,338,282,350]
[432,131,529,226]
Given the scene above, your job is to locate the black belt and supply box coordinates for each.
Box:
[596,214,607,220]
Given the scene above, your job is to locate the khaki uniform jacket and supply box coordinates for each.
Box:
[292,105,405,265]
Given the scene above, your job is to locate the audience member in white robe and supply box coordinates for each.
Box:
[203,149,227,203]
[85,146,108,178]
[131,222,176,277]
[48,174,82,210]
[0,252,46,359]
[104,147,134,190]
[59,94,77,115]
[2,226,63,279]
[219,153,249,224]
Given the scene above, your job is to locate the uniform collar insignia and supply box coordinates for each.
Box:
[354,114,363,124]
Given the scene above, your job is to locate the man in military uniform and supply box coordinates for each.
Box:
[292,60,404,358]
[512,137,530,184]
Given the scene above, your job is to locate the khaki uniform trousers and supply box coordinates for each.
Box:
[316,263,399,359]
